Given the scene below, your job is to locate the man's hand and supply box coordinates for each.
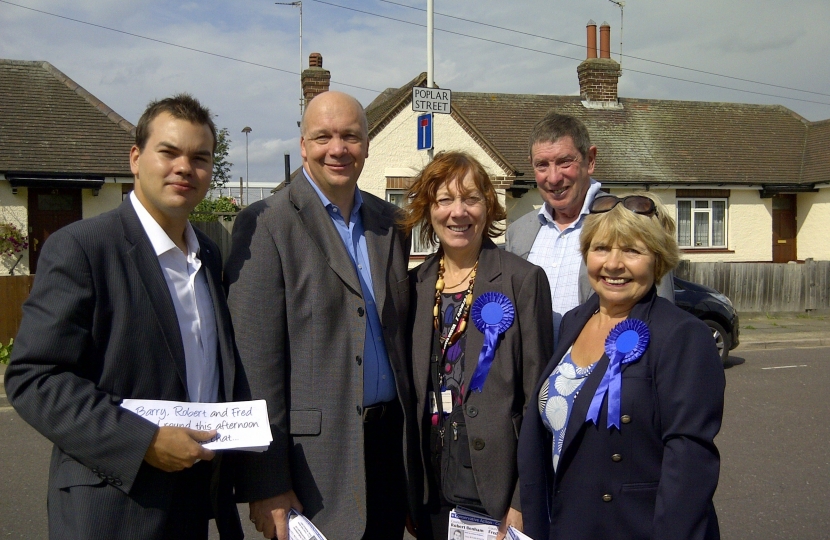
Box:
[143,426,216,472]
[496,507,523,540]
[249,490,303,540]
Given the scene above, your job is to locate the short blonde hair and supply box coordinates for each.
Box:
[579,192,680,283]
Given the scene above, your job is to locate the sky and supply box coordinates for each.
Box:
[2,0,829,190]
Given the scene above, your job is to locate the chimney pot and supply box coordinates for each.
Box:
[586,20,597,59]
[599,22,611,59]
[302,53,331,107]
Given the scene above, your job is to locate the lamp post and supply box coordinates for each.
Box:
[242,126,252,205]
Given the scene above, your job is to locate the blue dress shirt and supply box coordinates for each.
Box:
[305,171,397,406]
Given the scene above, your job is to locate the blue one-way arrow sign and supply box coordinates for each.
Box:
[417,113,433,150]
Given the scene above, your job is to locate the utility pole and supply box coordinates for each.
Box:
[276,1,303,116]
[426,0,434,162]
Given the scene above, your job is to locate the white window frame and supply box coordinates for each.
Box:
[676,197,728,249]
[386,190,436,256]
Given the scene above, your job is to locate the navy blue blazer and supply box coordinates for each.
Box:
[518,288,724,540]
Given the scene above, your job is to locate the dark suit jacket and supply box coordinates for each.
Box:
[518,288,724,540]
[224,173,417,538]
[410,239,553,520]
[4,200,247,540]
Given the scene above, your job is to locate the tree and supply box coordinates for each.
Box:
[212,127,233,191]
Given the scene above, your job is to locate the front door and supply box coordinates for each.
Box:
[772,194,797,263]
[27,188,82,273]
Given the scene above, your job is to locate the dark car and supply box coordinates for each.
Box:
[673,276,740,364]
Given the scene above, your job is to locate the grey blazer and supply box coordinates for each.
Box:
[506,206,675,303]
[410,239,553,520]
[4,200,246,540]
[224,173,417,538]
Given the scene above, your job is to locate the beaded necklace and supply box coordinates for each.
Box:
[433,254,478,355]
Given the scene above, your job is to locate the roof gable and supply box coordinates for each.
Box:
[0,59,135,177]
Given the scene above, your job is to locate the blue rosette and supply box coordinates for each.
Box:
[469,292,515,392]
[586,319,650,429]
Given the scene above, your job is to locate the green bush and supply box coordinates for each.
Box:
[190,196,240,222]
[0,338,12,365]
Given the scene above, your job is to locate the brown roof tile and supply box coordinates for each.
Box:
[0,59,135,177]
[367,74,829,187]
[803,119,830,185]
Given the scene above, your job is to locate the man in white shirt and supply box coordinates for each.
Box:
[5,94,247,540]
[506,113,673,342]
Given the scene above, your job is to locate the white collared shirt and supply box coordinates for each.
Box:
[130,192,219,403]
[528,180,602,343]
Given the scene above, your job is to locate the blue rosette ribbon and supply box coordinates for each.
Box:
[585,319,650,429]
[469,292,515,392]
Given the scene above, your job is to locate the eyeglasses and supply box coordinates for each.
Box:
[589,195,658,217]
[435,195,484,207]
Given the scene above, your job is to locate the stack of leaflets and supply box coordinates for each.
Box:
[448,506,499,540]
[447,506,534,540]
[287,509,328,540]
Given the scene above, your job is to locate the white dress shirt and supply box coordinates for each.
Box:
[130,192,219,403]
[528,180,602,344]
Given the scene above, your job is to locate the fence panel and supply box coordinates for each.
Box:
[191,219,235,266]
[675,260,830,312]
[0,275,35,344]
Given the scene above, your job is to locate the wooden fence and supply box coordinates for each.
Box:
[191,218,235,266]
[0,275,35,344]
[675,260,830,313]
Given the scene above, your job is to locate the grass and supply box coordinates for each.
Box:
[744,325,756,330]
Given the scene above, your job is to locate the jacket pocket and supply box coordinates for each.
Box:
[289,409,322,436]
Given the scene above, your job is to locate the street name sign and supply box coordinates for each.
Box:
[412,87,452,114]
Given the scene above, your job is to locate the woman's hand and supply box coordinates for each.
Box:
[496,507,523,540]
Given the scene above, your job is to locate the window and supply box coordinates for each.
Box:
[676,198,727,248]
[387,191,435,256]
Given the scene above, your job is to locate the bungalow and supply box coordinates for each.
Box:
[0,59,135,275]
[333,23,830,264]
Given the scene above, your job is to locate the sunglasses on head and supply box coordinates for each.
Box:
[589,195,658,217]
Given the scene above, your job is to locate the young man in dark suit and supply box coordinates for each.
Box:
[4,94,246,540]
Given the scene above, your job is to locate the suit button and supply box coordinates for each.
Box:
[611,454,622,462]
[356,355,362,366]
[472,438,485,451]
[621,415,631,424]
[356,405,362,416]
[602,494,613,502]
[466,406,478,417]
[357,307,365,317]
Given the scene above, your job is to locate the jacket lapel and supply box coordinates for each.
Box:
[413,254,441,407]
[119,200,189,394]
[462,240,501,400]
[361,194,393,315]
[290,174,362,296]
[197,231,234,401]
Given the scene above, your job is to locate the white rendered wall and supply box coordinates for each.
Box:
[0,182,30,275]
[605,188,772,262]
[82,183,123,219]
[797,188,830,260]
[361,109,510,198]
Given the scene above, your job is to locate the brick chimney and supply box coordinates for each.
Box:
[301,52,330,107]
[577,21,622,109]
